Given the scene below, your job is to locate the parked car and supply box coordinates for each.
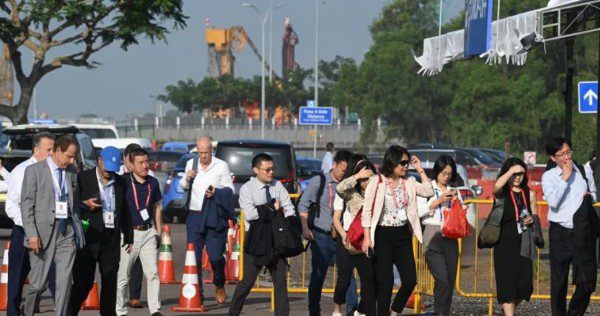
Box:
[162,153,197,223]
[478,148,511,164]
[161,141,195,153]
[460,148,503,169]
[148,151,185,173]
[408,148,499,179]
[367,154,384,171]
[92,137,153,152]
[215,139,298,205]
[296,157,323,192]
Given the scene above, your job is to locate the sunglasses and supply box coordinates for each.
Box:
[398,160,410,167]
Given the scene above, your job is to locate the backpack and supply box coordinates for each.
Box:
[294,173,326,230]
[271,211,304,258]
[185,156,199,209]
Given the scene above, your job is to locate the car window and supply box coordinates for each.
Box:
[216,145,291,178]
[79,128,117,139]
[150,151,183,162]
[298,159,321,172]
[465,149,497,164]
[455,151,475,165]
[410,151,429,162]
[175,154,197,171]
[76,133,97,162]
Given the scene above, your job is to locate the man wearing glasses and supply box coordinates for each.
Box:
[542,137,598,316]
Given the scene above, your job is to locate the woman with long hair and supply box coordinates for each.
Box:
[493,158,539,316]
[361,145,434,315]
[331,154,377,316]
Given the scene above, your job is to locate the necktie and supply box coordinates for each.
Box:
[264,185,272,204]
[57,168,67,234]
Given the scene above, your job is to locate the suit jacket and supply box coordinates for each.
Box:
[78,168,132,258]
[361,174,434,244]
[198,187,236,233]
[244,203,275,267]
[21,160,86,250]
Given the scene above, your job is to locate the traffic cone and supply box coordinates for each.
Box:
[0,242,10,311]
[80,282,100,310]
[226,223,240,284]
[171,243,206,312]
[405,293,421,309]
[158,225,177,284]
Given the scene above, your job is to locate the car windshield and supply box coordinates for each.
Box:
[174,154,197,171]
[149,151,185,163]
[298,159,321,172]
[79,128,117,139]
[463,149,497,164]
[217,145,291,178]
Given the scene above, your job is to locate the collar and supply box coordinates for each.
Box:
[254,177,273,187]
[131,174,150,186]
[47,157,60,171]
[29,156,38,164]
[327,171,339,184]
[199,157,217,171]
[96,167,114,187]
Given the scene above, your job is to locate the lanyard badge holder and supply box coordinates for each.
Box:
[510,190,528,234]
[50,166,69,220]
[97,171,115,228]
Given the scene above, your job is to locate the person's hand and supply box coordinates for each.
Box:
[124,244,133,254]
[508,165,525,175]
[185,170,196,181]
[302,227,314,241]
[362,237,373,256]
[28,237,41,253]
[410,156,422,172]
[273,201,281,212]
[523,215,534,225]
[354,167,374,181]
[339,231,347,243]
[83,197,102,211]
[561,160,573,181]
[205,186,216,198]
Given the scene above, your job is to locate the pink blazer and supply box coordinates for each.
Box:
[361,174,434,244]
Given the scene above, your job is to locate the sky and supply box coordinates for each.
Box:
[20,0,463,120]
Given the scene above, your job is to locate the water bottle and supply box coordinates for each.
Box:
[519,209,529,231]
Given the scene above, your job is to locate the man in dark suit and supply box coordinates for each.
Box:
[68,146,132,316]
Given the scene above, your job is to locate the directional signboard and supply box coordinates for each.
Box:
[578,81,598,113]
[299,106,333,125]
[464,0,494,57]
[306,100,316,108]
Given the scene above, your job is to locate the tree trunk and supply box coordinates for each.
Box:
[15,83,33,124]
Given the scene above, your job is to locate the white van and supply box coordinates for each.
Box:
[72,123,119,146]
[93,138,153,151]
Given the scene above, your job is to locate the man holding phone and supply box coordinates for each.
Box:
[179,136,234,308]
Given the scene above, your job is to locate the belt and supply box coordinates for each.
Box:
[313,226,332,236]
[132,223,152,231]
[550,221,573,233]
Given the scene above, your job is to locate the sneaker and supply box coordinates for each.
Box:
[216,287,227,305]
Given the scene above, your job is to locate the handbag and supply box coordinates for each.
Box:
[441,197,471,239]
[477,198,505,249]
[347,175,382,251]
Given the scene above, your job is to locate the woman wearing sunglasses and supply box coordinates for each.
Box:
[417,155,463,316]
[331,154,377,316]
[492,158,539,316]
[361,145,434,315]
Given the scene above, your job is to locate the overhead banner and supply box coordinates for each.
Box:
[464,0,493,58]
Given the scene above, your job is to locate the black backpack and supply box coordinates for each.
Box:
[294,173,326,229]
[271,211,304,258]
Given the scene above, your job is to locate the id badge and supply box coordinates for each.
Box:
[140,208,150,221]
[103,212,115,228]
[517,222,523,234]
[55,201,68,219]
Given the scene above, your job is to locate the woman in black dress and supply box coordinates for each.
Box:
[492,158,538,316]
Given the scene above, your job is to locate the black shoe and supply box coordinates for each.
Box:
[151,312,162,316]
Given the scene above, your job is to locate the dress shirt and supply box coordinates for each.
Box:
[321,152,334,173]
[47,157,69,201]
[584,162,597,202]
[298,172,338,232]
[0,167,10,192]
[178,157,234,211]
[238,177,295,224]
[6,157,37,227]
[417,180,463,226]
[96,167,116,213]
[542,165,588,229]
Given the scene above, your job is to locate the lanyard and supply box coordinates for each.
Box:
[47,161,66,198]
[131,176,151,211]
[433,187,447,220]
[387,178,407,209]
[96,168,113,212]
[509,190,528,220]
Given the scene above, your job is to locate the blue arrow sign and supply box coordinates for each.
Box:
[578,81,598,113]
[299,106,333,125]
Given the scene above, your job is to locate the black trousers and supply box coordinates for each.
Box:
[549,223,595,316]
[424,226,458,316]
[229,254,289,316]
[374,225,417,315]
[129,258,143,299]
[333,239,377,315]
[68,230,120,316]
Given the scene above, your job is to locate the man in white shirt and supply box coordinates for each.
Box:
[5,132,54,316]
[321,142,335,173]
[179,136,234,307]
[0,159,11,192]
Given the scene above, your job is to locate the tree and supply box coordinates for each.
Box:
[0,0,187,123]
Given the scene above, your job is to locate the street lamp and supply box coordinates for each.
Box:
[242,3,272,139]
[268,1,286,83]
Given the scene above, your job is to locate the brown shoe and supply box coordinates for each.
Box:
[215,287,227,304]
[129,299,144,308]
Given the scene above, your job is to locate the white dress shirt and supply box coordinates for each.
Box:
[417,180,463,226]
[238,177,295,226]
[178,157,234,211]
[0,167,10,192]
[321,152,334,173]
[6,157,37,227]
[542,166,588,229]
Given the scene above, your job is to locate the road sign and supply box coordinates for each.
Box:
[306,100,316,108]
[578,81,598,113]
[464,0,493,57]
[299,106,333,125]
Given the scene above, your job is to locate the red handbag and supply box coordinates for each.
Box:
[347,175,382,250]
[441,197,471,239]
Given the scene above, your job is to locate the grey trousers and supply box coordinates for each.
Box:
[424,225,459,316]
[23,222,76,316]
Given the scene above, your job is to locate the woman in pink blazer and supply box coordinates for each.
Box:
[361,145,434,315]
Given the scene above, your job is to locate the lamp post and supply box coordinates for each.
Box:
[313,0,320,158]
[243,3,272,139]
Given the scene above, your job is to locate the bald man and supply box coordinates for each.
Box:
[179,136,234,308]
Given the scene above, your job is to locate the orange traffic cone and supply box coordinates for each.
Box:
[171,243,206,312]
[0,242,10,311]
[158,225,177,284]
[80,282,100,310]
[226,223,240,284]
[405,293,421,309]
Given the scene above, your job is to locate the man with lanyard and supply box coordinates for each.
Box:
[298,150,358,316]
[6,132,55,315]
[21,135,85,316]
[68,146,131,315]
[179,136,234,307]
[117,143,153,309]
[542,137,598,316]
[115,147,163,316]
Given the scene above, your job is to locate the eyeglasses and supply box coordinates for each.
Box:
[398,160,410,167]
[440,171,453,177]
[259,167,276,173]
[554,150,573,158]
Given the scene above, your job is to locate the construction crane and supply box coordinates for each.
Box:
[282,18,299,81]
[205,25,280,80]
[0,44,13,105]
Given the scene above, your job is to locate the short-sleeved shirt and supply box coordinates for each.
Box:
[124,173,162,226]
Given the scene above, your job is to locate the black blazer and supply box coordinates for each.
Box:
[78,168,132,258]
[244,203,275,267]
